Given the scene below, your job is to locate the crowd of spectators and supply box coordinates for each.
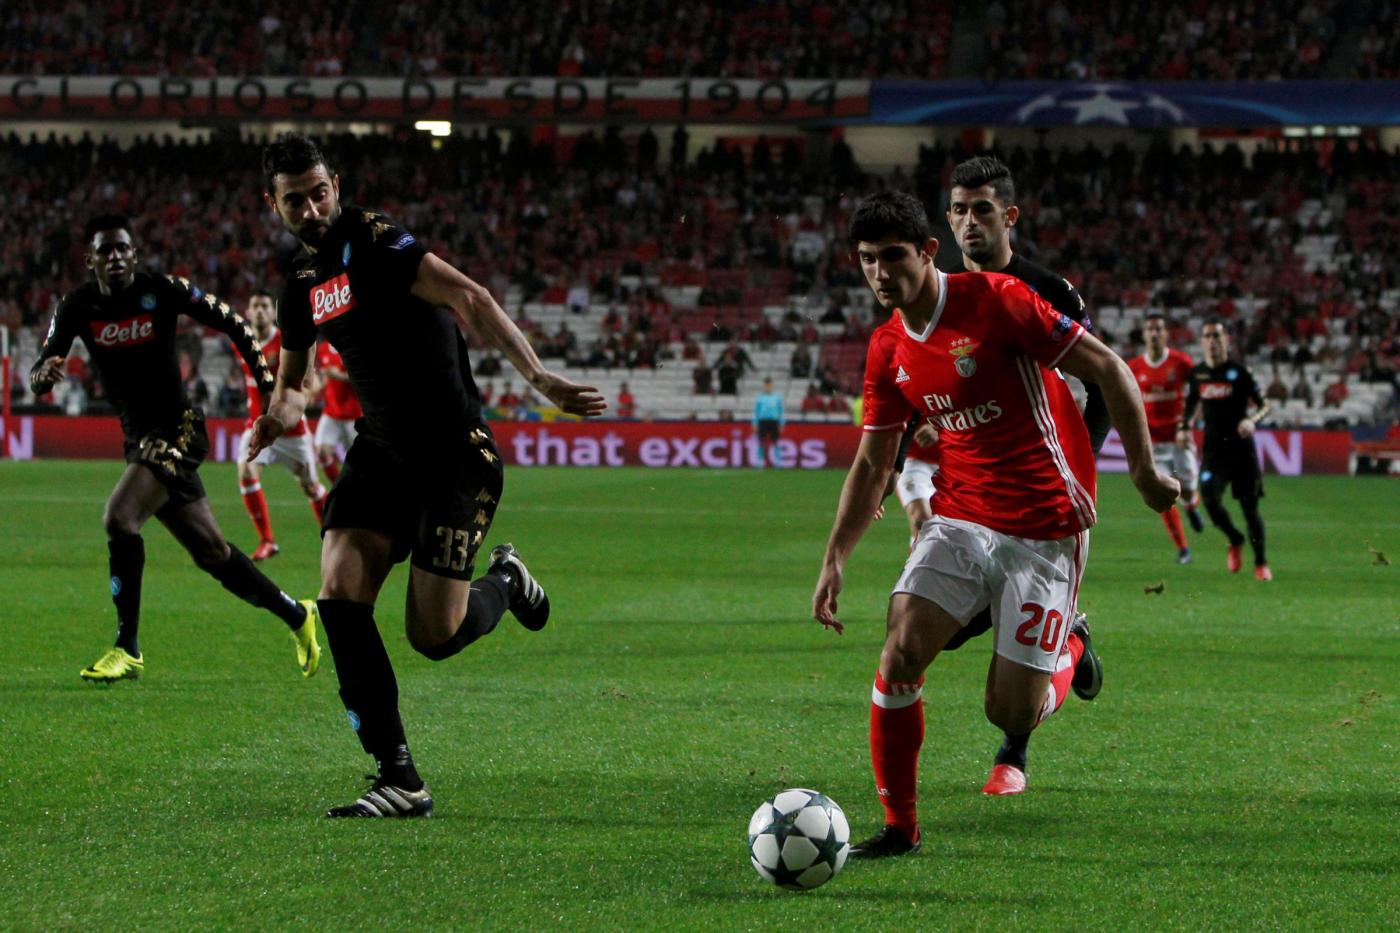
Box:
[0,0,950,79]
[982,0,1349,81]
[4,126,1397,422]
[9,0,1400,81]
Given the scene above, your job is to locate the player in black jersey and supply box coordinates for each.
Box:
[250,135,605,818]
[29,215,321,684]
[1180,319,1273,581]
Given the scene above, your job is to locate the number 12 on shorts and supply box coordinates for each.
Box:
[1015,602,1065,653]
[433,526,471,572]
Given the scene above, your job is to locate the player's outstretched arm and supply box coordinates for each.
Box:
[248,348,311,461]
[30,299,79,395]
[29,355,67,395]
[412,253,606,418]
[813,428,901,634]
[1060,332,1180,512]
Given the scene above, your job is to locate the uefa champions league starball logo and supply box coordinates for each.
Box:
[1014,84,1186,126]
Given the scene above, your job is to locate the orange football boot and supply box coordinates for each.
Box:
[981,764,1027,796]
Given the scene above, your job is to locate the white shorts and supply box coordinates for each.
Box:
[893,515,1089,673]
[314,415,358,452]
[1152,441,1198,492]
[238,427,316,471]
[895,457,939,509]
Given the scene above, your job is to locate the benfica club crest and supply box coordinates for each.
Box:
[949,338,978,378]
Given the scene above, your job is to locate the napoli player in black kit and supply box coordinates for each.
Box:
[249,135,605,817]
[30,215,321,683]
[1180,319,1273,581]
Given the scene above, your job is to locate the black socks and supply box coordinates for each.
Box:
[316,599,421,789]
[108,533,145,656]
[994,733,1031,772]
[418,572,511,661]
[204,544,305,629]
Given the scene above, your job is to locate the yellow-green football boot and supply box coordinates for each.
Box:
[292,599,322,678]
[80,647,143,683]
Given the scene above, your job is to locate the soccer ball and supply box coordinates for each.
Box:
[747,788,850,891]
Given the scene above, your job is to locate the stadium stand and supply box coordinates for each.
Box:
[4,128,1396,427]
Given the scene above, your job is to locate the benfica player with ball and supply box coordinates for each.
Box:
[813,192,1178,858]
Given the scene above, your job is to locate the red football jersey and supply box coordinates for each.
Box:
[241,328,308,436]
[315,340,364,421]
[1127,349,1194,443]
[863,271,1096,540]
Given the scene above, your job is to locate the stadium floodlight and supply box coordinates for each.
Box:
[413,121,453,137]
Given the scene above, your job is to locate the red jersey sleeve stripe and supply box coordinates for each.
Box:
[863,422,907,432]
[1047,324,1086,370]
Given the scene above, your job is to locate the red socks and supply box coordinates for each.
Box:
[1162,506,1187,551]
[870,671,924,838]
[319,453,341,483]
[240,482,273,543]
[311,493,326,523]
[1038,632,1085,724]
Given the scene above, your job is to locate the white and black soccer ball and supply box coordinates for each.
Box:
[747,788,850,891]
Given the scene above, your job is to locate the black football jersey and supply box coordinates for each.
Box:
[1183,360,1264,450]
[33,271,272,439]
[278,205,484,458]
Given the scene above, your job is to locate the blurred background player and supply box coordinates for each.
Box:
[893,420,939,548]
[752,377,785,467]
[252,135,605,817]
[30,215,320,683]
[938,155,1114,793]
[312,337,362,485]
[1181,320,1274,581]
[236,289,327,560]
[814,192,1179,857]
[1129,311,1205,564]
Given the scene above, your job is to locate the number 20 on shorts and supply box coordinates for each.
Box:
[1015,602,1065,652]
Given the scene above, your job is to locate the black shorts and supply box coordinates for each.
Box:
[1201,444,1264,501]
[321,426,505,580]
[123,408,209,510]
[756,419,781,443]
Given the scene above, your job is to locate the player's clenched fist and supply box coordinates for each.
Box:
[30,356,66,393]
[246,414,284,460]
[1132,465,1181,513]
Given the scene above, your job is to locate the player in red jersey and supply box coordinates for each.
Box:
[312,338,361,484]
[236,289,326,560]
[812,192,1178,858]
[1127,311,1205,563]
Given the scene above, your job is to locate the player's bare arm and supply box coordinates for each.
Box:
[248,348,311,460]
[1058,334,1180,512]
[411,253,606,418]
[30,355,67,393]
[814,428,902,634]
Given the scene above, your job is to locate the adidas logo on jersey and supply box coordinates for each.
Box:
[311,273,356,324]
[895,366,911,384]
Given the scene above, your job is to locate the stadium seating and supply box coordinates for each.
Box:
[4,130,1396,426]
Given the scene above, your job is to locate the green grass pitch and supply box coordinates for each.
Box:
[1,460,1395,930]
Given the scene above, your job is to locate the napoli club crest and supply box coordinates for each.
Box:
[949,338,978,378]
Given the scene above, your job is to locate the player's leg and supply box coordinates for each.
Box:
[158,496,313,636]
[317,527,432,816]
[237,428,278,559]
[1151,443,1190,562]
[1199,461,1245,570]
[981,530,1093,795]
[317,526,431,812]
[1234,467,1270,579]
[82,463,170,680]
[282,436,327,523]
[401,460,545,659]
[314,415,344,484]
[1176,444,1205,533]
[851,516,987,859]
